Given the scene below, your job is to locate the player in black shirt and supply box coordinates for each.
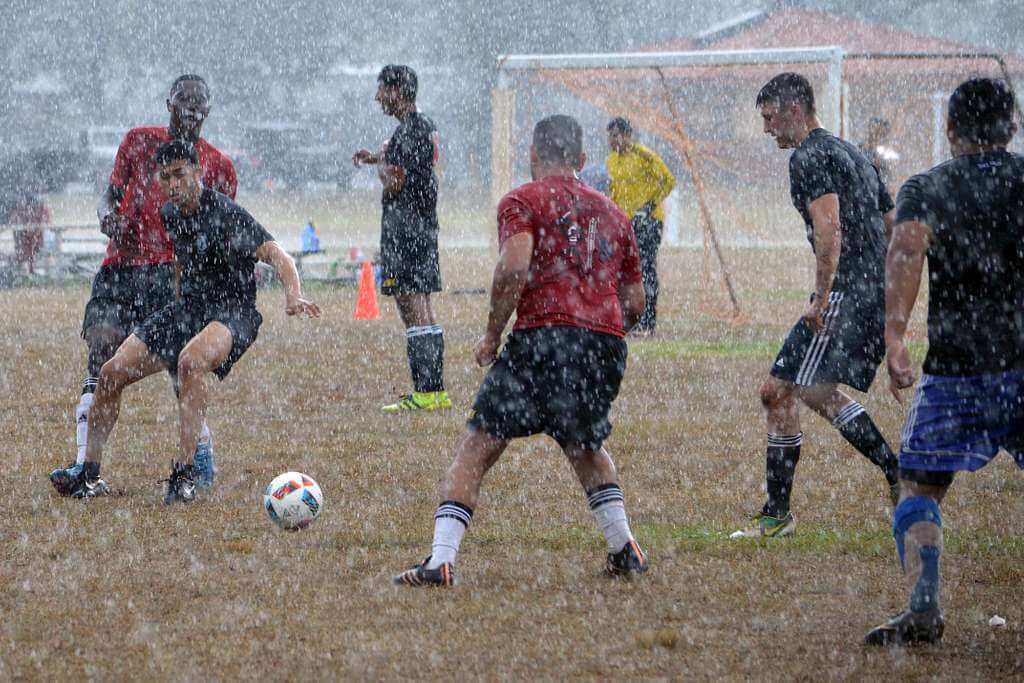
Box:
[734,73,901,539]
[67,140,320,503]
[352,64,450,413]
[866,78,1024,646]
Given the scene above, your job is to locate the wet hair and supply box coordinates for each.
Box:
[756,72,816,115]
[378,64,418,100]
[947,78,1016,146]
[155,140,199,167]
[533,114,583,166]
[607,116,632,134]
[170,74,208,97]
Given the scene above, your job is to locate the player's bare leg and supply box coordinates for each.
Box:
[175,322,232,465]
[800,383,900,500]
[565,445,647,576]
[385,292,449,412]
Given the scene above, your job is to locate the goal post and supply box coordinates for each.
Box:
[492,46,845,203]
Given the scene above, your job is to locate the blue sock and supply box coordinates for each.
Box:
[893,495,942,613]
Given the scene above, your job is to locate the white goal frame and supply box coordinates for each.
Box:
[490,46,845,203]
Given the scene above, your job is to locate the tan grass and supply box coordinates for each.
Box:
[1,245,1022,680]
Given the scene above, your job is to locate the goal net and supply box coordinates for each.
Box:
[491,47,1018,320]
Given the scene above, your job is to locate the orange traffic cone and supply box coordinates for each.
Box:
[354,261,381,320]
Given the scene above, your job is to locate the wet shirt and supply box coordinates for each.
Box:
[895,150,1024,375]
[105,127,237,268]
[160,189,273,309]
[498,175,642,337]
[382,112,439,232]
[789,128,892,300]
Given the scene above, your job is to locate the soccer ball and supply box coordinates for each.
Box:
[263,472,323,530]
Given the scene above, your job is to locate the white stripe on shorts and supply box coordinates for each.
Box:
[795,292,843,386]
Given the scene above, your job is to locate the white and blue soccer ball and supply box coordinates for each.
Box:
[263,472,323,530]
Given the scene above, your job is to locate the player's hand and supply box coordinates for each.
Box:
[100,212,128,242]
[886,340,916,405]
[801,298,828,333]
[352,149,375,167]
[285,294,321,318]
[473,334,500,367]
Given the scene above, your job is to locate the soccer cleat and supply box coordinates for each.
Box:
[49,462,83,496]
[606,539,649,577]
[382,390,453,413]
[68,472,111,499]
[162,462,197,505]
[731,512,796,539]
[864,609,944,646]
[392,556,455,587]
[192,440,216,489]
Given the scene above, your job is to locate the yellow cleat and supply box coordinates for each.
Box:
[382,390,453,413]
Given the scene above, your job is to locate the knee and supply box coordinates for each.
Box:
[97,359,129,392]
[759,381,790,410]
[175,350,207,381]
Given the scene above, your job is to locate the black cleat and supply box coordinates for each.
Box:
[865,609,944,646]
[68,471,111,499]
[162,462,196,505]
[50,462,84,496]
[606,539,648,578]
[393,556,455,587]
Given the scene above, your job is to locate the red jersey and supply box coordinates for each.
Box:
[498,174,642,337]
[103,127,237,267]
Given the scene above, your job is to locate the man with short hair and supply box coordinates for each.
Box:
[50,75,236,493]
[606,116,675,335]
[734,72,900,538]
[865,78,1024,646]
[67,140,320,502]
[393,114,648,587]
[352,64,450,413]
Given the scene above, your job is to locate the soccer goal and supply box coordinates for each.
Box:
[492,46,1020,320]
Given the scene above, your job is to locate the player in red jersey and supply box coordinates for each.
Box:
[49,74,237,495]
[394,115,649,587]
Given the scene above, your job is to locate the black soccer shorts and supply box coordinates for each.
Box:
[81,264,176,339]
[468,325,627,451]
[133,300,262,380]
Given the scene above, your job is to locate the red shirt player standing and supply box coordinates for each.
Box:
[50,74,236,496]
[393,114,649,588]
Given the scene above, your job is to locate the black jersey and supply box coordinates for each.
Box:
[789,128,893,299]
[382,111,439,229]
[895,150,1024,376]
[160,189,274,309]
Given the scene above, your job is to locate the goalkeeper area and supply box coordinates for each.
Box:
[491,46,1022,318]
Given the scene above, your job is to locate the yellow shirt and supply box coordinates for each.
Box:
[607,143,676,222]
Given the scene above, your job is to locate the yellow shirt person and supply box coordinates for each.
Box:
[606,117,675,334]
[607,139,675,222]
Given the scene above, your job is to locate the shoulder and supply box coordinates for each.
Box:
[118,126,166,154]
[499,181,541,211]
[632,144,661,162]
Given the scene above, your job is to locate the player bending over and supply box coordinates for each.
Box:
[66,140,320,503]
[50,74,236,493]
[866,78,1024,646]
[393,114,648,586]
[735,73,900,538]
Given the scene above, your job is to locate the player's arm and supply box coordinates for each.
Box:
[805,193,842,332]
[643,148,676,211]
[884,219,931,403]
[254,240,321,318]
[475,232,533,367]
[882,208,896,242]
[619,282,646,331]
[377,163,406,194]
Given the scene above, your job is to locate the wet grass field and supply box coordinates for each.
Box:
[2,245,1023,680]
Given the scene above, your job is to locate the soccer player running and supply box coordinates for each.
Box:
[66,141,320,502]
[866,78,1024,646]
[50,75,236,493]
[735,73,900,538]
[352,64,450,413]
[606,117,676,335]
[393,114,648,587]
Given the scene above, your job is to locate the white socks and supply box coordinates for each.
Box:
[427,501,473,569]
